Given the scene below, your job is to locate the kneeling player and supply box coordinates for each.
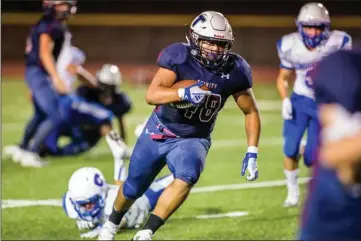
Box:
[63,167,174,239]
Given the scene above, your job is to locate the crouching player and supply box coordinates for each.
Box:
[63,167,174,239]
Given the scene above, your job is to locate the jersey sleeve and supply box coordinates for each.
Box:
[110,92,132,117]
[340,33,352,50]
[314,50,361,113]
[277,36,294,70]
[62,192,79,220]
[36,20,63,40]
[231,55,253,94]
[156,43,188,72]
[71,47,86,65]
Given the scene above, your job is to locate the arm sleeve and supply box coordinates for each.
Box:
[277,38,294,70]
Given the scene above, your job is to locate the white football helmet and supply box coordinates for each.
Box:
[97,64,122,87]
[43,0,77,19]
[296,2,331,48]
[186,11,234,70]
[68,167,108,222]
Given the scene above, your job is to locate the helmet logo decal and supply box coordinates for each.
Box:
[94,174,104,187]
[192,14,206,27]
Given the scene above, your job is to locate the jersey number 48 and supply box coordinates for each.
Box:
[184,94,222,122]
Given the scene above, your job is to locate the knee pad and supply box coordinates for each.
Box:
[123,178,148,200]
[174,173,199,186]
[284,139,300,158]
[303,146,314,167]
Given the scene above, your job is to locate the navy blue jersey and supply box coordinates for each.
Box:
[155,42,252,138]
[314,50,361,113]
[25,15,67,69]
[76,86,132,117]
[300,50,361,240]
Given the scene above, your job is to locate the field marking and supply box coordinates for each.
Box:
[195,211,249,219]
[1,177,310,209]
[174,211,249,220]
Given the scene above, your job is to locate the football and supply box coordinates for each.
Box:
[170,80,209,109]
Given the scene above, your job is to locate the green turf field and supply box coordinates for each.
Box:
[2,79,309,240]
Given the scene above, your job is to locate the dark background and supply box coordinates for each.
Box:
[2,0,360,15]
[2,0,360,78]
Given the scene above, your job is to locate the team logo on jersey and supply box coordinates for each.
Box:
[221,73,230,79]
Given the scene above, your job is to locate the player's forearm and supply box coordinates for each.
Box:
[321,132,361,165]
[40,52,59,79]
[277,77,289,100]
[77,66,97,88]
[244,109,261,147]
[145,87,181,105]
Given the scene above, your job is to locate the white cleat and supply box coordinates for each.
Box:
[283,193,300,207]
[3,145,24,163]
[20,151,47,168]
[132,229,153,240]
[98,220,119,240]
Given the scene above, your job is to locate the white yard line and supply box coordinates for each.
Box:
[1,177,309,209]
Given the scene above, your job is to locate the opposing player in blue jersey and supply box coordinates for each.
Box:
[300,50,361,240]
[15,0,77,167]
[98,11,261,240]
[276,2,352,207]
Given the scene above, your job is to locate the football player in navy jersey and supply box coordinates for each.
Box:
[37,64,132,184]
[300,50,361,240]
[99,11,261,240]
[39,64,132,158]
[15,0,77,167]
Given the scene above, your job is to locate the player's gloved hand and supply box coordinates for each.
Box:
[123,198,150,229]
[76,220,96,231]
[178,81,211,106]
[241,146,259,181]
[282,97,293,120]
[105,130,128,160]
[80,225,102,239]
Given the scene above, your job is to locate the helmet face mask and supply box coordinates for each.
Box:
[43,0,77,20]
[296,3,331,48]
[96,64,122,104]
[186,11,234,72]
[70,194,105,221]
[67,167,107,221]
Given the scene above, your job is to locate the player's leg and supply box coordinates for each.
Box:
[98,126,167,240]
[3,94,46,163]
[133,138,210,239]
[303,117,320,167]
[122,174,174,229]
[19,96,46,150]
[283,95,309,207]
[24,85,64,163]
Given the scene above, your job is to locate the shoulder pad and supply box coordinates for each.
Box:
[277,32,298,53]
[329,30,352,49]
[314,50,361,113]
[157,42,189,71]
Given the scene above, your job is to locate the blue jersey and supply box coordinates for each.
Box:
[76,86,132,118]
[25,15,67,70]
[155,43,252,138]
[300,50,361,240]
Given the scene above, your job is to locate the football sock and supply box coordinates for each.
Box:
[142,213,165,234]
